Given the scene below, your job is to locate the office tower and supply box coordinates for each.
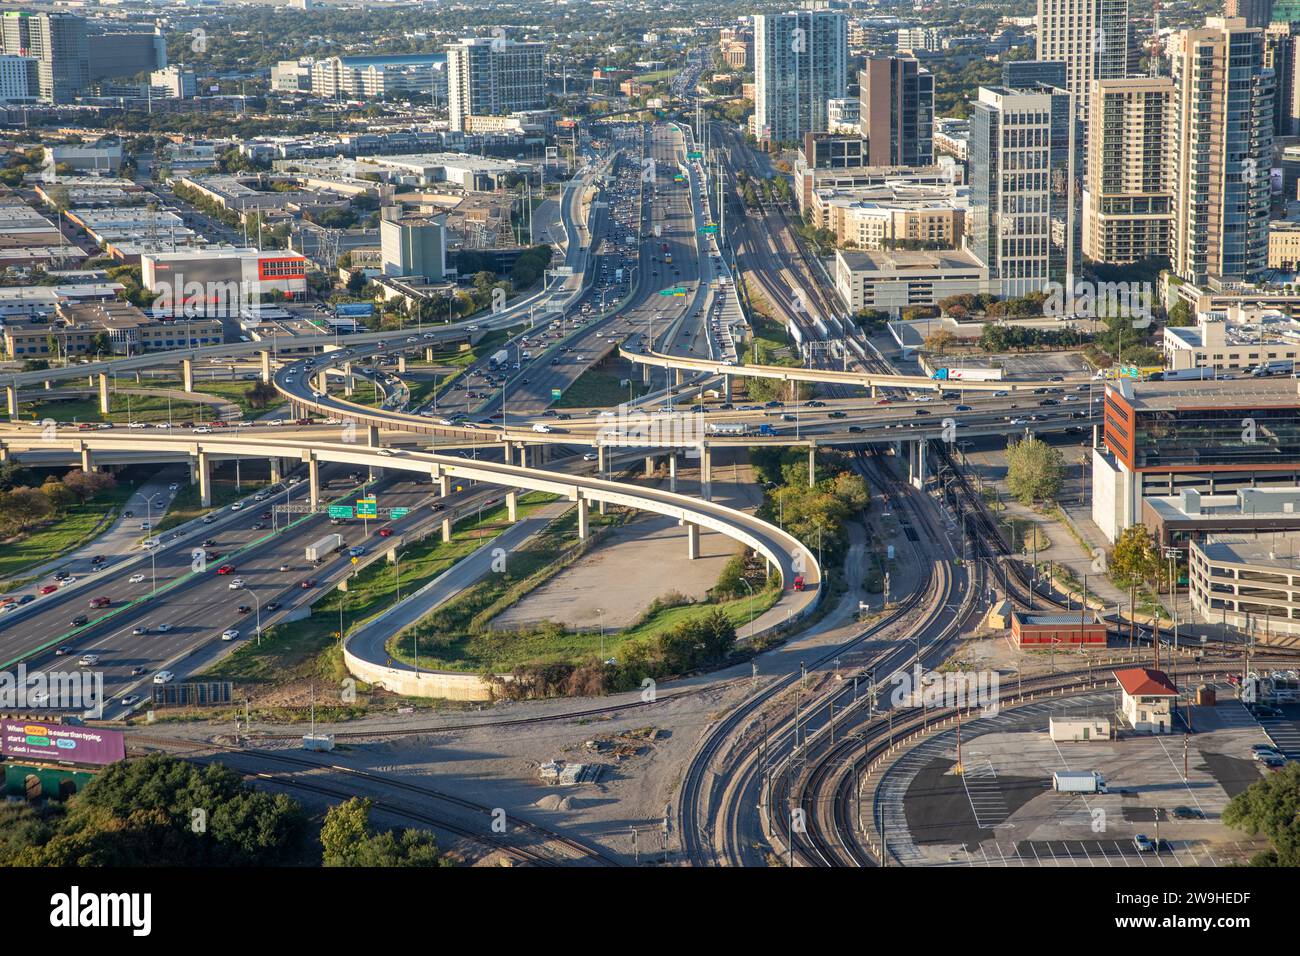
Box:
[967,85,1077,298]
[0,10,88,104]
[1265,22,1300,137]
[446,37,546,133]
[0,54,36,101]
[1226,0,1275,27]
[1082,76,1174,264]
[1035,0,1129,135]
[1169,18,1273,284]
[858,55,934,166]
[380,214,447,282]
[1002,60,1068,89]
[753,8,848,144]
[86,29,165,82]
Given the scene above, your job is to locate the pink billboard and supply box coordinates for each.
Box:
[0,721,125,766]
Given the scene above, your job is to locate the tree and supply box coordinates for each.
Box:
[922,329,955,353]
[1005,436,1065,505]
[4,487,54,531]
[1167,300,1192,328]
[321,798,446,867]
[1222,763,1300,866]
[245,380,279,409]
[62,469,115,502]
[1109,524,1161,591]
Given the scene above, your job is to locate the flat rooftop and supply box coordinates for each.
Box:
[1197,533,1300,568]
[1112,377,1300,411]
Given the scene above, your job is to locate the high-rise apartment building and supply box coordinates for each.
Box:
[0,11,88,104]
[1265,21,1300,138]
[1081,76,1174,265]
[1169,18,1273,285]
[753,8,848,144]
[1035,0,1129,159]
[446,37,546,133]
[1226,0,1275,27]
[967,85,1077,298]
[858,55,934,166]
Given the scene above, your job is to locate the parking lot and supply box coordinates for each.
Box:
[877,687,1276,866]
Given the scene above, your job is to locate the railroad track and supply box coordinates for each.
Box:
[128,733,620,867]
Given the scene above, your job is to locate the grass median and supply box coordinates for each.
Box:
[202,491,559,693]
[0,481,137,585]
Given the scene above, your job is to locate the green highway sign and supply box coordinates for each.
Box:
[687,151,702,159]
[700,224,718,234]
[356,497,378,518]
[327,505,354,519]
[551,387,563,399]
[658,287,688,296]
[390,507,410,518]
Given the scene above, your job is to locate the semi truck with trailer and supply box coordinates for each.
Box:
[930,367,1003,382]
[705,422,776,437]
[305,533,344,562]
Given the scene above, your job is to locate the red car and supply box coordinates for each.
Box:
[793,574,806,592]
[260,511,272,519]
[216,564,236,575]
[88,596,111,608]
[39,584,58,595]
[300,579,316,589]
[875,398,892,405]
[378,528,393,537]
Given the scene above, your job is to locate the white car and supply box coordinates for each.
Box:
[28,691,50,706]
[153,670,174,684]
[129,573,146,584]
[221,628,239,641]
[78,654,99,666]
[266,419,284,426]
[154,422,173,429]
[128,421,148,429]
[193,426,211,433]
[156,623,173,632]
[228,579,244,590]
[230,502,243,510]
[168,483,179,491]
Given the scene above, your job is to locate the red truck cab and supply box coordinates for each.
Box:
[793,575,805,591]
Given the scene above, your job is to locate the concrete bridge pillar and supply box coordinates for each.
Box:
[869,383,877,399]
[576,495,589,540]
[198,451,212,508]
[5,384,16,418]
[597,444,607,476]
[181,357,194,393]
[724,373,731,403]
[44,379,51,390]
[260,350,272,384]
[808,444,816,488]
[439,474,450,497]
[687,521,700,560]
[441,516,452,543]
[642,363,650,384]
[0,444,7,463]
[308,457,320,512]
[645,455,655,477]
[79,443,92,473]
[343,363,354,397]
[424,346,435,363]
[518,444,529,468]
[397,355,407,374]
[270,459,282,484]
[669,451,677,493]
[97,373,110,415]
[366,424,380,447]
[700,443,712,501]
[506,490,518,522]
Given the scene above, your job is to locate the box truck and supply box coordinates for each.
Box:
[1052,770,1107,793]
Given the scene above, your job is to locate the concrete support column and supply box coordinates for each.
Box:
[439,474,450,497]
[0,444,7,462]
[397,355,407,374]
[700,444,712,501]
[645,455,655,477]
[387,548,398,564]
[189,456,198,485]
[425,346,435,363]
[366,424,380,447]
[43,379,51,390]
[669,452,677,493]
[597,444,607,476]
[343,363,354,397]
[97,373,110,415]
[642,363,650,384]
[808,445,816,488]
[506,490,518,522]
[917,439,927,488]
[687,521,700,560]
[260,350,272,384]
[518,444,528,468]
[79,444,91,473]
[577,496,589,540]
[870,383,877,399]
[441,516,452,543]
[198,451,212,508]
[5,384,16,418]
[181,357,194,393]
[270,459,282,484]
[724,373,731,403]
[308,456,320,512]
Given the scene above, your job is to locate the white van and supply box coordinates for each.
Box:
[153,670,174,684]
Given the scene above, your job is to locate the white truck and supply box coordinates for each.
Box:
[1052,770,1107,794]
[489,349,509,368]
[305,533,344,562]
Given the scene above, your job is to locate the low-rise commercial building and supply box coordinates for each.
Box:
[1143,487,1300,551]
[834,248,987,315]
[1011,611,1108,647]
[1114,668,1179,734]
[1161,313,1300,372]
[809,182,967,249]
[141,247,308,316]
